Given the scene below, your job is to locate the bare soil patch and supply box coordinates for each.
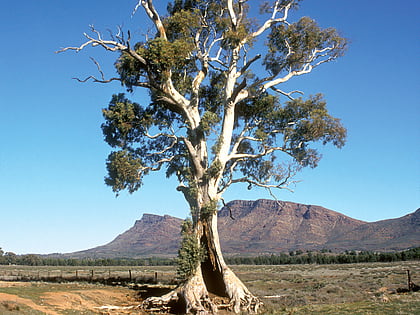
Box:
[0,292,59,315]
[0,281,144,314]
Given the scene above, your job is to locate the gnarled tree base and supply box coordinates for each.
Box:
[222,267,261,313]
[141,267,261,314]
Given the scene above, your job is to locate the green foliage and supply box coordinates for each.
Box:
[114,50,144,92]
[101,93,190,195]
[222,22,254,49]
[176,219,206,280]
[105,150,144,194]
[164,7,201,41]
[2,248,417,266]
[115,38,195,93]
[201,72,226,113]
[280,94,346,167]
[236,93,278,121]
[0,254,175,266]
[211,137,223,155]
[199,111,221,135]
[0,251,17,265]
[234,93,346,187]
[102,94,151,148]
[205,160,223,180]
[264,16,347,74]
[225,248,420,265]
[200,199,218,220]
[167,0,209,16]
[99,1,348,217]
[142,38,195,75]
[260,0,301,15]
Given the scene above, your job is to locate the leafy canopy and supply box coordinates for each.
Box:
[98,0,347,202]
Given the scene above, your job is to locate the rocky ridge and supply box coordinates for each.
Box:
[66,199,419,258]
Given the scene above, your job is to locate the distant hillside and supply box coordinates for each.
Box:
[325,208,420,251]
[63,200,420,258]
[69,214,183,258]
[218,199,366,254]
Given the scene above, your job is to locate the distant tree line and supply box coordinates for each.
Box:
[0,249,174,266]
[0,247,418,266]
[225,248,420,265]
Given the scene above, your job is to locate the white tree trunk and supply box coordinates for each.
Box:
[142,209,261,314]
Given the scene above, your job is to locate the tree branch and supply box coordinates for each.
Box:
[220,197,235,220]
[138,0,167,39]
[141,156,176,172]
[228,146,282,161]
[73,76,121,84]
[238,54,261,76]
[227,0,239,29]
[72,56,122,84]
[56,26,147,67]
[230,167,297,192]
[218,161,299,197]
[270,87,304,100]
[249,1,292,40]
[261,67,312,93]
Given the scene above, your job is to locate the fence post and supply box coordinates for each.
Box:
[407,269,412,291]
[76,270,78,279]
[129,270,132,282]
[155,272,158,283]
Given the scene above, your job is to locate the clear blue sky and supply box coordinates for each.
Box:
[1,1,419,255]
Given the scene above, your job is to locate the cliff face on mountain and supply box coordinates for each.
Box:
[217,199,366,254]
[70,214,183,258]
[66,200,419,258]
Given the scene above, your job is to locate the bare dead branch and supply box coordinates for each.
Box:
[73,76,121,84]
[220,197,235,220]
[57,26,148,67]
[90,57,106,80]
[270,87,304,100]
[239,54,261,76]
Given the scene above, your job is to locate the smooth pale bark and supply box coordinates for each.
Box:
[143,210,261,314]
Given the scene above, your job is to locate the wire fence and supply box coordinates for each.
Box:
[0,266,177,285]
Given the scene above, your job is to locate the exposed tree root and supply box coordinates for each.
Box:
[141,267,261,314]
[142,270,216,314]
[223,267,262,313]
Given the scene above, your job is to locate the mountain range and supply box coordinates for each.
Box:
[65,199,419,258]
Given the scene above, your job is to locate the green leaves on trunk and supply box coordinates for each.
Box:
[176,218,206,281]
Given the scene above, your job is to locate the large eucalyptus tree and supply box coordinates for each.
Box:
[60,0,347,313]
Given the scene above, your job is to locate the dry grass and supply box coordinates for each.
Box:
[0,261,419,314]
[230,261,420,314]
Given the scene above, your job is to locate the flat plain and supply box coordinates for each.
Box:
[0,261,419,314]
